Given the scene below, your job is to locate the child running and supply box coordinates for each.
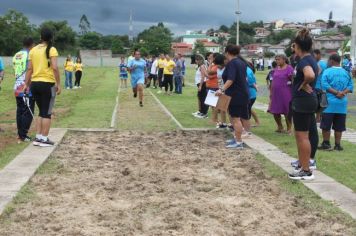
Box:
[119,56,128,88]
[128,50,146,107]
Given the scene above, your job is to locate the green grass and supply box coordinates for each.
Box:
[0,66,118,170]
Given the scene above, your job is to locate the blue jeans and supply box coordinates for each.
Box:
[65,71,73,88]
[174,75,183,94]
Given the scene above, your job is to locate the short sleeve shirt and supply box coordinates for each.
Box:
[222,57,249,106]
[293,55,318,98]
[128,59,146,79]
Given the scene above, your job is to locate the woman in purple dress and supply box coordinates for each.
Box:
[269,54,294,133]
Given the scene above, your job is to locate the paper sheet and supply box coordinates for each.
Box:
[204,90,219,107]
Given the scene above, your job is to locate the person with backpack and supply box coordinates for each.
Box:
[13,37,35,142]
[23,28,61,147]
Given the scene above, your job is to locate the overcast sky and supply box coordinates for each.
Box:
[0,0,353,36]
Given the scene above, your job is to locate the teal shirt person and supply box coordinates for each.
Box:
[315,60,327,90]
[128,59,146,79]
[321,67,354,114]
[0,57,4,71]
[247,67,257,99]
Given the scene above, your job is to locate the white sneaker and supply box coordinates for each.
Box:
[73,86,78,89]
[192,111,200,116]
[66,87,70,90]
[157,90,162,94]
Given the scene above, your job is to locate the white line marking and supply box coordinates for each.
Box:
[149,90,184,129]
[110,86,121,128]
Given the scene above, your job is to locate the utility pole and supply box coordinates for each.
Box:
[351,0,356,66]
[235,0,241,45]
[129,10,133,42]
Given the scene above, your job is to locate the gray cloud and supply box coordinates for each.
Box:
[0,0,352,36]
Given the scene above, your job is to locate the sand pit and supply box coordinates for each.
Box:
[0,131,353,235]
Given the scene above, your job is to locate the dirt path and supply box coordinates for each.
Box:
[0,131,354,236]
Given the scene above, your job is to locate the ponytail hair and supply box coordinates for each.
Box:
[40,28,54,67]
[294,28,313,52]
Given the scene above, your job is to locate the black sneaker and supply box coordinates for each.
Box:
[334,144,344,151]
[318,141,333,151]
[133,92,137,98]
[219,124,228,129]
[39,138,55,147]
[139,102,143,107]
[288,169,314,180]
[33,138,42,146]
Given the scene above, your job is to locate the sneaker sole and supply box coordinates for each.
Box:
[39,143,55,147]
[33,141,41,146]
[289,175,315,180]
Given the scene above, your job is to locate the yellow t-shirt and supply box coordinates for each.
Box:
[64,60,74,72]
[163,60,176,75]
[158,58,166,69]
[74,63,83,71]
[29,44,59,83]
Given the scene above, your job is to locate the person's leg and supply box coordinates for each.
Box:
[221,111,227,124]
[178,76,183,94]
[335,131,342,145]
[16,97,25,139]
[232,117,243,142]
[78,71,82,87]
[163,75,169,93]
[65,71,69,88]
[319,113,333,148]
[174,76,178,92]
[137,84,144,104]
[200,83,209,115]
[153,75,157,88]
[168,75,173,93]
[69,72,73,89]
[41,118,52,136]
[309,114,318,160]
[285,114,292,133]
[273,114,284,131]
[334,114,347,149]
[295,131,311,171]
[20,97,35,139]
[211,107,218,123]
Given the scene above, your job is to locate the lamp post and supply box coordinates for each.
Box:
[351,0,356,67]
[235,0,241,45]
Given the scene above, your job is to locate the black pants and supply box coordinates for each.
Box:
[164,74,173,92]
[16,97,35,139]
[31,82,56,119]
[158,68,164,88]
[75,71,82,86]
[197,82,209,115]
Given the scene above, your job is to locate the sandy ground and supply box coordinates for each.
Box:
[0,131,353,236]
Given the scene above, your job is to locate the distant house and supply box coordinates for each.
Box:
[282,23,304,31]
[313,34,346,50]
[306,21,328,30]
[254,27,271,40]
[267,45,286,55]
[201,40,221,53]
[273,20,285,30]
[171,43,193,56]
[280,38,292,47]
[244,44,264,56]
[181,32,218,45]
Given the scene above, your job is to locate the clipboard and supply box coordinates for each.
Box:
[216,94,231,112]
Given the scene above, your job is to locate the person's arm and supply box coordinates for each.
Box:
[298,66,315,94]
[342,74,354,96]
[51,56,61,95]
[198,65,207,91]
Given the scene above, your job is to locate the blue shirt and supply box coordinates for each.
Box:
[222,57,249,106]
[0,57,4,71]
[128,59,146,79]
[342,58,352,73]
[247,67,257,99]
[321,67,354,114]
[315,60,327,90]
[119,63,128,75]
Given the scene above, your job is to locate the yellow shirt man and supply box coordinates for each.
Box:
[158,58,166,69]
[64,60,74,72]
[163,60,176,75]
[29,44,59,83]
[74,63,83,71]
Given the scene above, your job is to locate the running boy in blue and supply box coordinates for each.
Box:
[128,50,146,107]
[119,56,128,88]
[320,54,354,151]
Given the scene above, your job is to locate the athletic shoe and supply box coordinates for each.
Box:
[66,87,70,90]
[39,138,55,147]
[318,141,333,151]
[288,169,314,180]
[334,144,344,151]
[139,102,143,107]
[192,111,200,116]
[33,138,42,146]
[219,123,228,129]
[133,92,137,98]
[225,139,236,145]
[226,141,244,149]
[291,159,317,170]
[73,86,78,89]
[157,90,162,94]
[79,86,82,88]
[195,113,208,119]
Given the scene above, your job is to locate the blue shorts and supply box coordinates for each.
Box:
[131,76,145,88]
[120,74,128,79]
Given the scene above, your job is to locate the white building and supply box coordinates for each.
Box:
[181,32,218,45]
[267,45,286,55]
